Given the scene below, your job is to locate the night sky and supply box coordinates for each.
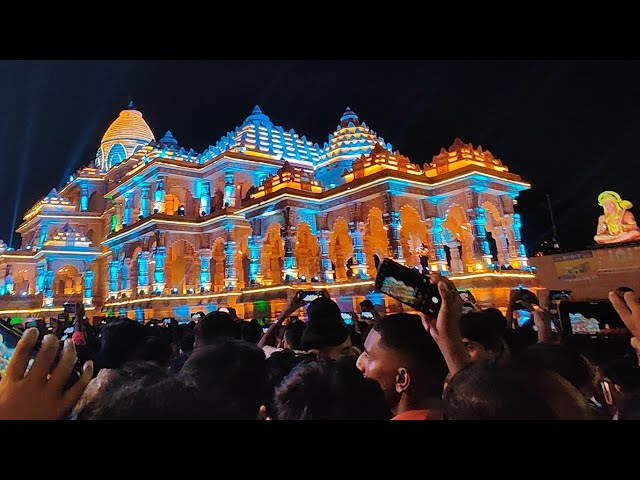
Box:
[1,60,638,254]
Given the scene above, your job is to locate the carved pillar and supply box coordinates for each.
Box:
[248,236,263,285]
[448,242,464,274]
[38,224,49,250]
[153,246,166,293]
[140,184,150,218]
[108,257,120,298]
[430,217,449,273]
[80,184,89,212]
[199,180,211,215]
[122,193,132,227]
[386,212,405,264]
[493,226,510,265]
[154,176,166,213]
[282,230,298,281]
[138,251,151,294]
[318,230,334,282]
[224,238,237,289]
[199,248,212,292]
[121,258,132,297]
[43,269,55,307]
[504,213,528,268]
[3,265,13,294]
[471,207,493,266]
[224,172,235,208]
[349,221,368,278]
[36,263,45,294]
[83,270,94,306]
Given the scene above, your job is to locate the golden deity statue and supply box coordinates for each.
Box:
[594,191,640,244]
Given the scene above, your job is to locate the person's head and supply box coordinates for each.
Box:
[515,343,594,398]
[76,361,202,420]
[179,332,195,354]
[459,311,506,362]
[300,316,354,360]
[241,320,264,344]
[193,310,240,349]
[359,299,375,311]
[136,335,172,367]
[263,349,314,418]
[95,319,147,370]
[283,320,305,351]
[179,339,267,419]
[274,357,391,420]
[306,297,341,322]
[443,359,594,420]
[356,313,448,414]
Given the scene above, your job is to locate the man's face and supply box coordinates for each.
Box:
[356,329,402,408]
[320,336,356,360]
[461,338,492,362]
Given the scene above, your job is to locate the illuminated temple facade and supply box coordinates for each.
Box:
[0,103,538,320]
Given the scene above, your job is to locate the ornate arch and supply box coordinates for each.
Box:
[211,237,226,292]
[329,217,353,282]
[295,222,320,279]
[364,207,388,266]
[260,222,283,285]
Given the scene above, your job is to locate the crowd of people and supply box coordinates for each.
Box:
[0,274,639,420]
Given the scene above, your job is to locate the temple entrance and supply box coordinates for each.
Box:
[443,204,473,273]
[166,240,198,293]
[210,238,226,292]
[260,223,284,285]
[54,264,82,296]
[399,205,428,269]
[363,207,388,269]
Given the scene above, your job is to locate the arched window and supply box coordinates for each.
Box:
[107,144,127,169]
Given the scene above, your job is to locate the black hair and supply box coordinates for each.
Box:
[194,311,241,346]
[359,299,375,309]
[300,316,350,351]
[443,360,556,420]
[515,343,592,392]
[306,297,341,323]
[241,320,264,344]
[93,319,147,373]
[274,356,391,420]
[284,320,306,350]
[179,339,267,419]
[373,313,448,397]
[263,349,314,418]
[136,335,172,367]
[459,311,504,352]
[77,361,203,420]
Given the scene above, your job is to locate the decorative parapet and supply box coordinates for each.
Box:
[251,161,323,199]
[425,137,508,177]
[344,143,423,182]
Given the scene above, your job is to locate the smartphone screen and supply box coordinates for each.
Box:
[0,319,38,377]
[301,291,323,303]
[361,311,374,320]
[559,301,630,336]
[375,259,441,316]
[340,312,353,325]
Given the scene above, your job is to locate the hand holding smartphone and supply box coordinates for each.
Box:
[374,258,442,316]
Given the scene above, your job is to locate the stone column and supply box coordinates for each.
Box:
[281,228,298,281]
[138,251,151,294]
[472,208,493,266]
[3,265,13,294]
[121,258,132,297]
[80,184,89,212]
[248,236,263,285]
[140,184,150,218]
[108,258,120,298]
[223,172,235,208]
[387,212,405,264]
[200,180,211,215]
[504,213,528,268]
[43,269,55,307]
[199,248,212,292]
[83,270,94,306]
[430,217,449,273]
[448,242,464,274]
[318,230,334,282]
[121,194,132,227]
[38,225,49,250]
[154,176,166,213]
[492,226,511,266]
[349,221,368,278]
[153,246,166,293]
[224,239,238,289]
[36,263,45,294]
